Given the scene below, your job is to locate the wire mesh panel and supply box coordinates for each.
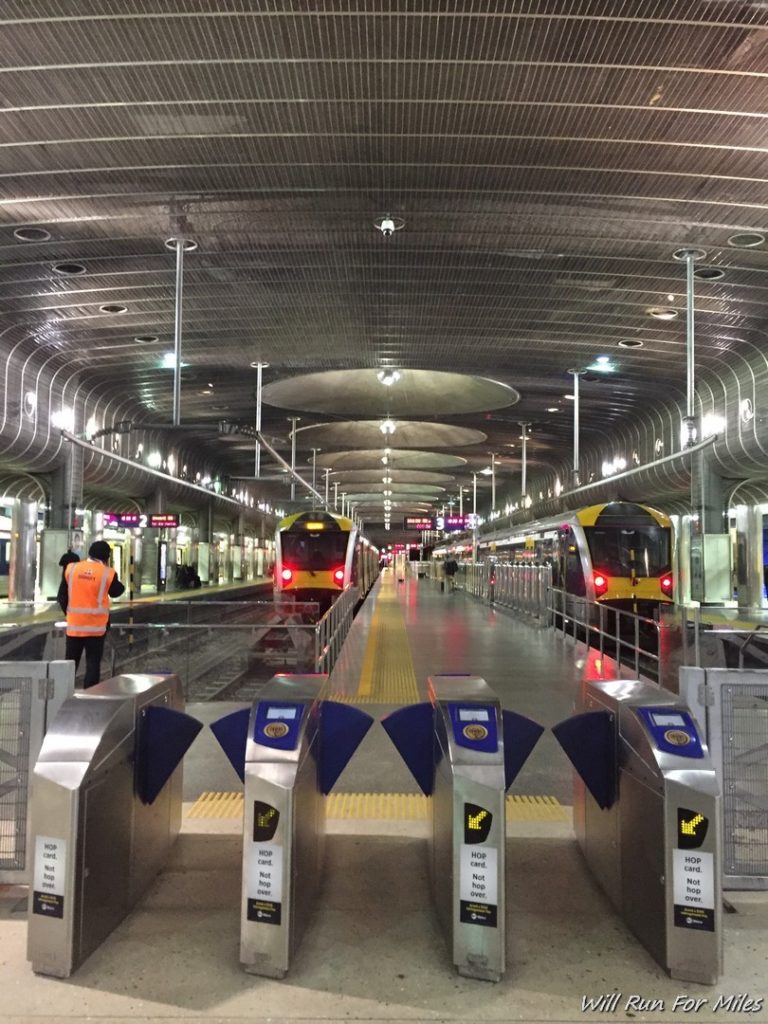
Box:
[721,682,768,882]
[0,676,32,871]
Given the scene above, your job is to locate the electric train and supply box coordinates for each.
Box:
[273,510,379,613]
[477,501,675,620]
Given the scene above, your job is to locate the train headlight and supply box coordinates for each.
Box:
[281,568,293,583]
[593,572,609,596]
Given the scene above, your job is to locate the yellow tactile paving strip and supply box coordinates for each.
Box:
[186,791,567,822]
[339,573,420,704]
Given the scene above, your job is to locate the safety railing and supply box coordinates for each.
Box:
[314,586,359,675]
[0,591,360,701]
[677,604,768,670]
[547,586,663,685]
[460,562,552,620]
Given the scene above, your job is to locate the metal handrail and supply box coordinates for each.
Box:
[547,586,662,683]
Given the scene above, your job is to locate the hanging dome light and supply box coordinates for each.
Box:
[376,369,402,387]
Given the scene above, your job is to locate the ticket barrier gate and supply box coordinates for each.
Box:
[552,679,722,985]
[27,674,202,978]
[382,675,544,982]
[211,674,373,978]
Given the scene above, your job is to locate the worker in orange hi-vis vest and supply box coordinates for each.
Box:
[57,539,125,688]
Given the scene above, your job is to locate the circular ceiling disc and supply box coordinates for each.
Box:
[345,484,446,499]
[314,450,467,470]
[327,469,455,485]
[262,368,518,416]
[295,421,486,449]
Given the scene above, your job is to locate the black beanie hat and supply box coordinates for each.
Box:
[58,551,80,567]
[88,540,112,562]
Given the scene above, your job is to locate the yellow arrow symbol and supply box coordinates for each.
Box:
[467,809,488,830]
[680,813,704,836]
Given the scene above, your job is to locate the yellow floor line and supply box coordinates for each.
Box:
[353,574,420,703]
[186,791,566,822]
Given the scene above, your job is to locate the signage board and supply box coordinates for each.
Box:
[103,513,180,528]
[437,514,472,532]
[404,516,436,530]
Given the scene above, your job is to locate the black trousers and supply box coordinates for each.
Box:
[65,634,106,688]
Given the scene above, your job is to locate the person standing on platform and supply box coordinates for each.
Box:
[443,557,459,591]
[57,540,125,688]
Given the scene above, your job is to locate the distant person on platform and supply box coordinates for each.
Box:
[57,540,125,688]
[443,558,459,591]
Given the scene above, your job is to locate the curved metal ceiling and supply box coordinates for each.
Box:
[1,2,768,535]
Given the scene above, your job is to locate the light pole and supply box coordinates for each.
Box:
[673,246,706,448]
[567,369,586,487]
[519,422,530,505]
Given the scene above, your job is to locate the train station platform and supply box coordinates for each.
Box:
[0,576,273,626]
[2,572,768,1023]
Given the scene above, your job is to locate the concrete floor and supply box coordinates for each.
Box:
[3,573,768,1023]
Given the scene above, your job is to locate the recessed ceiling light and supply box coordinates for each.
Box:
[546,407,560,412]
[164,237,198,252]
[53,261,86,276]
[14,226,51,242]
[564,394,575,400]
[728,231,765,249]
[647,307,679,320]
[99,303,127,314]
[618,338,644,349]
[694,266,726,281]
[134,334,159,344]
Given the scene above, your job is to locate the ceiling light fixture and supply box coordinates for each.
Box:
[587,355,616,373]
[546,407,559,412]
[99,303,128,314]
[376,368,402,387]
[728,232,765,249]
[52,261,86,276]
[694,266,726,281]
[379,418,397,435]
[647,307,679,320]
[618,339,644,349]
[14,226,51,242]
[134,334,159,344]
[374,215,405,237]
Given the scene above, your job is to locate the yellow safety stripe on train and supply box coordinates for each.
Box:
[576,502,671,529]
[352,572,420,703]
[186,791,566,822]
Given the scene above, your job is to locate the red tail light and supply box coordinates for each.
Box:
[281,567,293,583]
[593,572,608,596]
[660,574,673,595]
[333,568,345,585]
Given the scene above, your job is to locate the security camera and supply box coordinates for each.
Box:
[379,217,396,237]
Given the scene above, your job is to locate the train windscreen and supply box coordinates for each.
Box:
[281,532,348,570]
[584,525,671,577]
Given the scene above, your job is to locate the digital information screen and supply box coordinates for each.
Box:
[266,707,298,720]
[437,514,474,532]
[103,513,180,528]
[458,709,490,722]
[651,712,687,727]
[404,516,436,530]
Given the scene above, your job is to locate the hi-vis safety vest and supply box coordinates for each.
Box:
[64,559,116,636]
